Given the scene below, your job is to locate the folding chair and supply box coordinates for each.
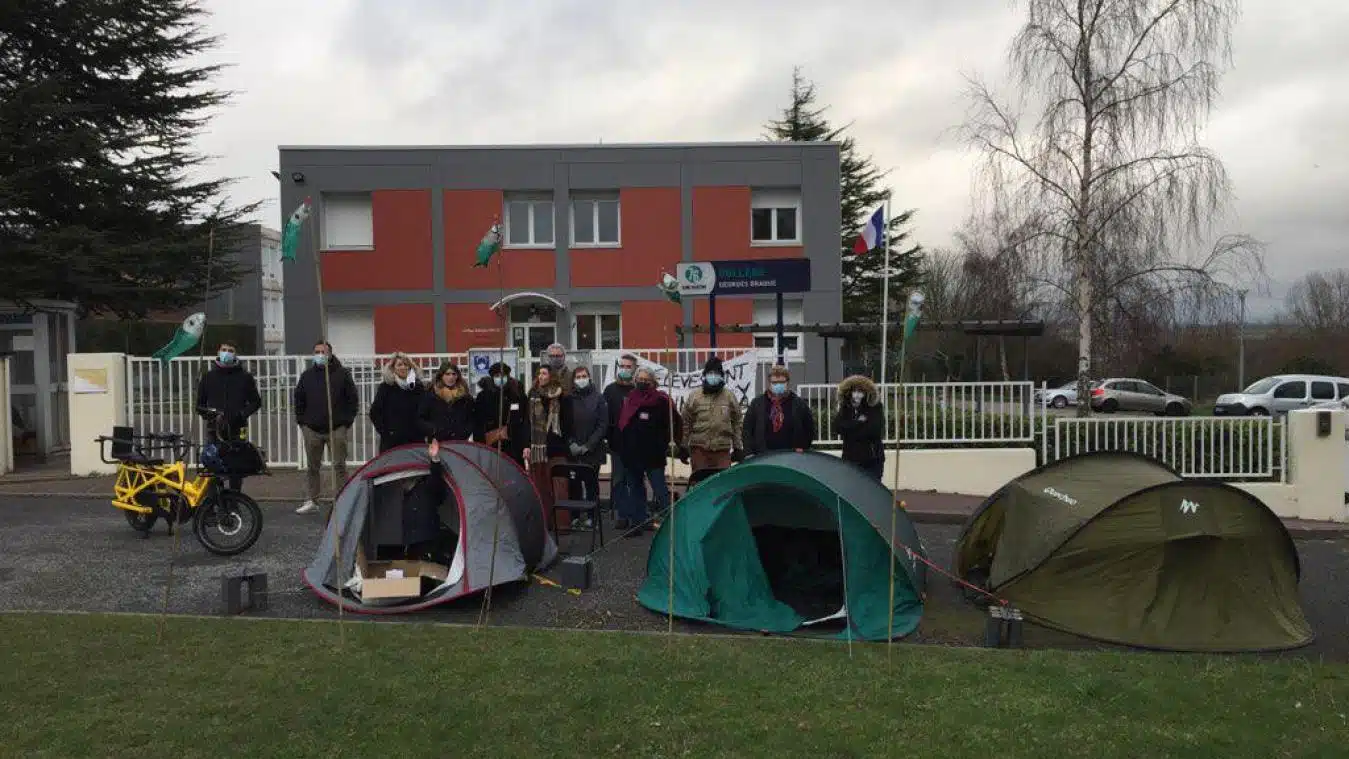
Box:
[550,463,604,553]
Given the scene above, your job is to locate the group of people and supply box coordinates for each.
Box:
[195,339,893,530]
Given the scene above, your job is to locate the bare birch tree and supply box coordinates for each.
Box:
[963,0,1265,415]
[1283,269,1349,335]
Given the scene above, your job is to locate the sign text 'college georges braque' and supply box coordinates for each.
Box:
[675,258,812,297]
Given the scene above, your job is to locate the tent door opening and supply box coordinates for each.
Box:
[354,468,464,602]
[740,489,849,627]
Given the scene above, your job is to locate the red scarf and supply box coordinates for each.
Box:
[619,387,667,430]
[769,395,786,433]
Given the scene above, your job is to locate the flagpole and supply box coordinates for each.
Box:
[878,192,892,386]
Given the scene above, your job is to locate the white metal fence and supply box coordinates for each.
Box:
[1046,416,1285,480]
[798,381,1045,445]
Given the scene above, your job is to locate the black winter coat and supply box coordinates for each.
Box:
[196,362,261,436]
[616,395,683,471]
[418,384,475,442]
[294,358,360,433]
[369,380,427,452]
[602,381,634,450]
[743,392,815,455]
[472,377,529,462]
[834,403,885,466]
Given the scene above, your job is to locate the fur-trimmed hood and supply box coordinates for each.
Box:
[380,352,420,386]
[837,375,879,406]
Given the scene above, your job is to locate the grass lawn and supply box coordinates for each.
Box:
[2,613,1346,759]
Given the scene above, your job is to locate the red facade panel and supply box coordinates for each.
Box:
[373,304,435,354]
[444,303,507,354]
[443,190,556,291]
[691,298,754,349]
[322,190,433,291]
[620,300,682,349]
[570,187,681,287]
[691,186,805,261]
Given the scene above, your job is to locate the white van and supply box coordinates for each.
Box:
[1213,375,1349,416]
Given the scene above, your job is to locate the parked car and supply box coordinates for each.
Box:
[1035,381,1083,409]
[1213,375,1349,417]
[1088,378,1193,416]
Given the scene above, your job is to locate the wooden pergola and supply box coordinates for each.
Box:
[675,319,1046,383]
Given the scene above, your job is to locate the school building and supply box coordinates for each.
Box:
[277,142,843,381]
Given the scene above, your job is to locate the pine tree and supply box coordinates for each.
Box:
[764,68,922,336]
[0,0,256,317]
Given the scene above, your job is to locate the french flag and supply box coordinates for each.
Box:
[851,206,884,255]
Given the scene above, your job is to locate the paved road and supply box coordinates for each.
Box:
[2,496,1344,659]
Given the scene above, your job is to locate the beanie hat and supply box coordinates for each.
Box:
[703,356,724,374]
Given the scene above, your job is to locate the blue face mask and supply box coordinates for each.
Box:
[770,382,787,396]
[217,350,235,365]
[494,376,506,388]
[312,353,328,367]
[704,373,723,387]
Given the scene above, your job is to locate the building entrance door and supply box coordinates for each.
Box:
[511,323,556,377]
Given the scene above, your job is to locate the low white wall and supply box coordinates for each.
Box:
[1234,483,1298,519]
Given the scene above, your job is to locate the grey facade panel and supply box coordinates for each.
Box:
[278,141,844,380]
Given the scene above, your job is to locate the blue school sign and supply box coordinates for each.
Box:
[675,259,811,298]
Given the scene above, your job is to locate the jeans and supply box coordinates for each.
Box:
[608,455,627,514]
[302,426,350,501]
[617,465,668,524]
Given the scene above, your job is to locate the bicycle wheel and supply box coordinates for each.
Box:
[194,489,263,556]
[124,509,158,534]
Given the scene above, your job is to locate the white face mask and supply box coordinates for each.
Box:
[574,376,591,390]
[852,391,865,406]
[397,370,415,389]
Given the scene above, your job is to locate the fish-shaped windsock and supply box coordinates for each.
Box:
[658,272,681,304]
[151,312,206,364]
[473,224,503,268]
[280,198,312,262]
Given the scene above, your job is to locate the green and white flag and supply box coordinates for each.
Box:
[280,198,312,262]
[902,291,924,346]
[658,272,681,304]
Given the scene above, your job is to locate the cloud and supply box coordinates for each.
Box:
[192,0,1349,294]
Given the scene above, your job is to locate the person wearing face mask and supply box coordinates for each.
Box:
[833,374,886,479]
[473,362,528,466]
[527,364,572,532]
[368,352,426,454]
[294,340,360,515]
[560,366,608,530]
[742,365,815,457]
[614,367,682,534]
[418,361,476,443]
[679,356,744,472]
[603,354,639,516]
[542,342,574,392]
[195,341,261,492]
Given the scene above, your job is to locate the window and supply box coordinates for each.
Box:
[750,189,801,244]
[752,300,804,360]
[1310,381,1336,400]
[1272,381,1306,400]
[504,195,555,247]
[574,312,621,351]
[1136,382,1165,396]
[571,195,620,246]
[320,192,374,250]
[1337,383,1349,400]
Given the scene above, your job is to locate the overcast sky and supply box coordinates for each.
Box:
[196,0,1348,319]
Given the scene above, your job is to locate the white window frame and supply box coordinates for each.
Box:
[571,304,623,351]
[504,194,556,249]
[750,189,802,246]
[752,299,805,361]
[320,192,374,250]
[569,194,622,247]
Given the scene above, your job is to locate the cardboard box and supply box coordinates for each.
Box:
[361,560,450,601]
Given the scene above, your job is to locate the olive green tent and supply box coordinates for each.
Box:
[953,451,1312,652]
[637,451,927,640]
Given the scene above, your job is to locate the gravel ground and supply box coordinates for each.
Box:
[2,496,1345,660]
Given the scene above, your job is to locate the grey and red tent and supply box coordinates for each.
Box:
[303,441,557,613]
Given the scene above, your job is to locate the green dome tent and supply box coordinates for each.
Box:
[637,451,927,640]
[952,451,1312,652]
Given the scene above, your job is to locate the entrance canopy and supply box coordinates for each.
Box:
[489,291,567,313]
